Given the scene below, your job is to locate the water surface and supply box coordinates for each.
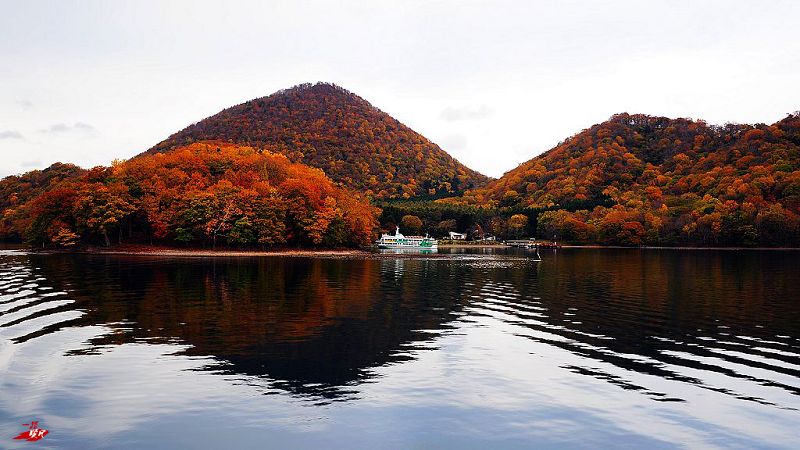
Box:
[1,248,798,448]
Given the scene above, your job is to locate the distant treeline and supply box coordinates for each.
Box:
[377,200,539,240]
[379,197,799,247]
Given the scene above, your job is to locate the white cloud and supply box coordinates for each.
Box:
[0,130,23,139]
[39,122,96,134]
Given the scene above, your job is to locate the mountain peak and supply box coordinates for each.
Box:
[146,83,488,199]
[147,83,488,198]
[266,82,373,107]
[281,81,357,96]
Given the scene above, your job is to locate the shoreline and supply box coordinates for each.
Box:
[70,245,372,258]
[559,245,800,251]
[437,243,507,248]
[6,243,799,258]
[443,243,800,251]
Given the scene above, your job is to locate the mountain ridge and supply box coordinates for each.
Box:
[448,111,800,245]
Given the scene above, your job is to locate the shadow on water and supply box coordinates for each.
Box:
[6,253,489,400]
[1,248,799,409]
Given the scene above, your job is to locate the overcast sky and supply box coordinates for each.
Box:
[1,1,799,179]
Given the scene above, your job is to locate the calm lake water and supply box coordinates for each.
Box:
[1,247,799,449]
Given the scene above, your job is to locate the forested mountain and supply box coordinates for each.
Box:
[451,112,800,246]
[3,93,799,248]
[146,82,488,199]
[1,142,378,248]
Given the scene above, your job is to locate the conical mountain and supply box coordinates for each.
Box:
[147,82,488,199]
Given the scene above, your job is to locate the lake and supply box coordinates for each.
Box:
[1,247,799,449]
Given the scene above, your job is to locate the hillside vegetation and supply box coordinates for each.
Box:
[1,142,378,248]
[450,112,800,246]
[147,82,488,199]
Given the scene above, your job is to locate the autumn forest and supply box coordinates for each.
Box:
[1,82,799,248]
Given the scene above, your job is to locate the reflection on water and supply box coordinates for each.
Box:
[0,248,799,448]
[377,247,437,255]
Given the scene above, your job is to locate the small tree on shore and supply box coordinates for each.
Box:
[401,214,423,234]
[508,214,529,239]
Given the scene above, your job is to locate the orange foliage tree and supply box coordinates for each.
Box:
[453,112,800,246]
[6,142,380,248]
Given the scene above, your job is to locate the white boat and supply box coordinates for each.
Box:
[376,227,438,249]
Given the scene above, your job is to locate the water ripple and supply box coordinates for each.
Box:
[0,249,798,448]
